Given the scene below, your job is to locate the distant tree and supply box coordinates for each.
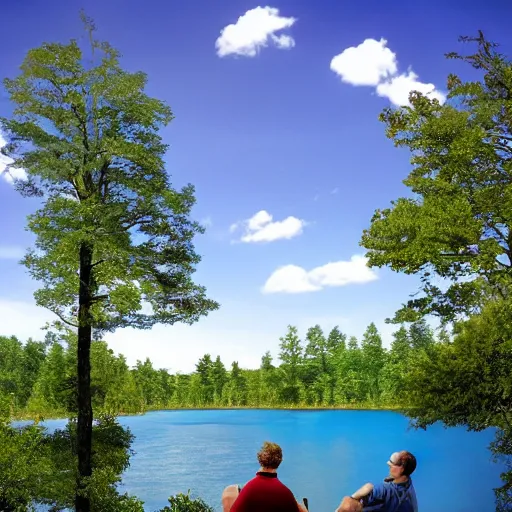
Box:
[408,319,435,351]
[325,327,346,405]
[260,351,280,406]
[226,361,247,406]
[195,354,214,405]
[278,326,303,404]
[380,326,411,404]
[0,336,23,409]
[326,326,346,354]
[335,336,364,403]
[210,356,228,405]
[19,339,47,407]
[0,15,218,511]
[360,323,386,402]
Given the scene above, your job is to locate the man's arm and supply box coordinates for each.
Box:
[222,485,240,512]
[297,500,308,512]
[351,483,374,501]
[335,496,363,512]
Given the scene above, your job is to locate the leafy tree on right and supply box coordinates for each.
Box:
[360,32,512,510]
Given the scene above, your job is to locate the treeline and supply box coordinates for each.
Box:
[1,319,440,417]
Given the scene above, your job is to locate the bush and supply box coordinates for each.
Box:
[158,491,214,512]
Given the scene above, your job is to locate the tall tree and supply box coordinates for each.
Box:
[360,32,512,324]
[0,16,218,511]
[325,327,346,405]
[408,319,435,351]
[195,354,214,405]
[335,336,364,404]
[226,362,247,406]
[210,356,228,405]
[260,351,279,406]
[27,341,68,413]
[0,336,23,409]
[278,325,303,404]
[360,323,386,402]
[16,339,47,407]
[380,326,411,404]
[326,326,346,354]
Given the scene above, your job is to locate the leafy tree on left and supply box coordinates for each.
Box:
[0,13,219,512]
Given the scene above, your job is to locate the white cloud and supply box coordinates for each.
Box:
[262,255,378,294]
[215,6,297,57]
[271,33,295,50]
[376,70,446,106]
[331,187,339,195]
[0,133,27,183]
[0,246,25,260]
[330,38,445,107]
[330,38,397,86]
[231,210,306,243]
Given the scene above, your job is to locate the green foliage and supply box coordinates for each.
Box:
[1,16,218,510]
[403,299,511,432]
[360,32,512,323]
[401,298,512,508]
[0,422,51,511]
[1,16,219,340]
[0,415,142,512]
[158,491,214,512]
[359,33,512,508]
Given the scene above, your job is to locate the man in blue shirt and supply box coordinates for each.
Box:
[336,451,418,512]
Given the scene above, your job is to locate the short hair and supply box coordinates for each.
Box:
[257,441,283,469]
[398,451,417,476]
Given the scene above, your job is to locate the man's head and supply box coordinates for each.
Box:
[387,451,417,479]
[257,441,283,470]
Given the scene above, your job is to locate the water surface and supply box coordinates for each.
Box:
[32,410,501,511]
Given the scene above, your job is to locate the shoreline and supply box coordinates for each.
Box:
[11,404,406,422]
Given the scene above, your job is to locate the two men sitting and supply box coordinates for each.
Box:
[222,442,418,512]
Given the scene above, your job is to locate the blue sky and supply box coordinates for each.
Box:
[0,0,510,372]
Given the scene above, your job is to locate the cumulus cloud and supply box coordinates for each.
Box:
[330,38,445,106]
[0,133,27,183]
[231,210,306,243]
[330,38,397,86]
[376,70,446,106]
[262,255,378,294]
[216,6,297,57]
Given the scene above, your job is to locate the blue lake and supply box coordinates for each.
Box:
[30,409,501,511]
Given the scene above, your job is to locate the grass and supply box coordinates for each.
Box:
[10,403,406,422]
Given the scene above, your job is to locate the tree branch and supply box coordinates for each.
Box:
[50,309,79,328]
[90,294,109,303]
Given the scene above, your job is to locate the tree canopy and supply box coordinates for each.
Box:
[361,32,512,324]
[1,14,218,512]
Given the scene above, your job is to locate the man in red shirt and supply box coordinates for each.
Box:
[222,441,307,512]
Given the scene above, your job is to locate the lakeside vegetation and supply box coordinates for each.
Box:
[0,12,510,512]
[2,319,436,420]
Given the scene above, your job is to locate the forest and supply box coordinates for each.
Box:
[1,319,438,417]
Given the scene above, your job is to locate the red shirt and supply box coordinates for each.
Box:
[231,472,299,512]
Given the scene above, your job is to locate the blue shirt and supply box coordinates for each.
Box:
[363,479,418,512]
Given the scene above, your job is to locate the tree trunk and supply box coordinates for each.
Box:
[75,243,93,512]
